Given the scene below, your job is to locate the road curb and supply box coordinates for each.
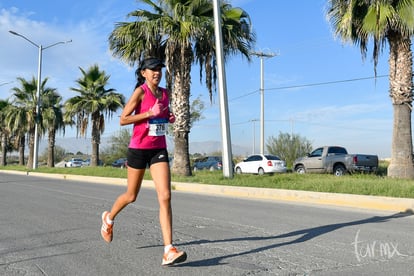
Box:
[171,182,414,212]
[2,170,413,212]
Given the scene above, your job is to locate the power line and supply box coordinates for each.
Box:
[229,74,389,102]
[0,81,13,87]
[230,88,259,101]
[267,74,388,91]
[230,118,387,133]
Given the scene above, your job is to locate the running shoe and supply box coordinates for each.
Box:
[162,247,187,266]
[101,211,113,243]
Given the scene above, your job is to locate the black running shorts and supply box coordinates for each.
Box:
[127,148,169,169]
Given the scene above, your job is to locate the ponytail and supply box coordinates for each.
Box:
[134,67,146,89]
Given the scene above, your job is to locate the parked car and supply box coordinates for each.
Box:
[193,156,222,171]
[65,158,84,168]
[234,154,287,175]
[112,158,127,168]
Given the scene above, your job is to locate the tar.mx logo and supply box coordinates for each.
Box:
[352,229,407,262]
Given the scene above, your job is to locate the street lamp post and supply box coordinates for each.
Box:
[9,30,72,169]
[251,51,277,155]
[213,0,233,178]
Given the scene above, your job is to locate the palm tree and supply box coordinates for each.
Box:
[4,103,27,166]
[64,64,125,167]
[326,0,414,179]
[41,88,65,167]
[108,0,255,176]
[7,77,40,168]
[7,77,60,168]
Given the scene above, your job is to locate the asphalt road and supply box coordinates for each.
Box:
[1,172,413,275]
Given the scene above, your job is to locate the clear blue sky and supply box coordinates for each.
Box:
[0,0,392,158]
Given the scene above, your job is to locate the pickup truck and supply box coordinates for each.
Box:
[292,146,378,176]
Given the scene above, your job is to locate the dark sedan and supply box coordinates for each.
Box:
[193,156,222,171]
[112,158,127,169]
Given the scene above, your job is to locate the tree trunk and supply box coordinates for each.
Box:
[0,133,6,166]
[170,46,192,176]
[91,141,99,167]
[91,114,101,167]
[47,128,56,167]
[388,104,414,178]
[19,135,25,166]
[173,131,191,175]
[26,129,35,169]
[387,33,414,178]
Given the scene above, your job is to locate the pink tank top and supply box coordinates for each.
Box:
[128,83,169,149]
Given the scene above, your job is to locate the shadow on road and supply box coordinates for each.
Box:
[177,210,413,267]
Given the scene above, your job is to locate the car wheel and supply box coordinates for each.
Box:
[295,165,306,174]
[235,167,242,174]
[121,164,125,169]
[333,165,347,176]
[209,166,215,171]
[193,167,198,172]
[258,168,265,175]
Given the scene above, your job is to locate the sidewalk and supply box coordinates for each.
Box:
[4,170,414,213]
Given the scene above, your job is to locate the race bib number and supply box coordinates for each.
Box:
[148,118,168,136]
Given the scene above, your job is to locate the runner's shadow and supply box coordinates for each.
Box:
[176,210,413,267]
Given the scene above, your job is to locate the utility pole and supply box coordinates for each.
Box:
[251,51,277,155]
[250,119,259,154]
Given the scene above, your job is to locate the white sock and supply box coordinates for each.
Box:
[106,215,113,225]
[164,244,173,254]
